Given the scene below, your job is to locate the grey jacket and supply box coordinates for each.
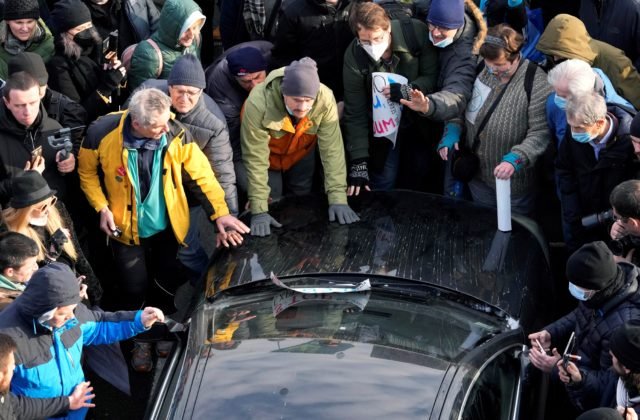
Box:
[205,40,273,162]
[134,79,238,214]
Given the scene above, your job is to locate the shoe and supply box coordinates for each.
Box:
[131,341,153,373]
[156,340,173,358]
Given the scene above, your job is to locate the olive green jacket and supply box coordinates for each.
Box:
[0,19,54,80]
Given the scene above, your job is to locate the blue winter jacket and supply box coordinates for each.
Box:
[0,263,147,420]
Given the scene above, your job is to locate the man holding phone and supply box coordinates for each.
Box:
[0,71,74,206]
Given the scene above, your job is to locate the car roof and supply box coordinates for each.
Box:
[207,191,553,324]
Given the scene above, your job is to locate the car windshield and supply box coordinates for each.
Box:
[204,281,506,362]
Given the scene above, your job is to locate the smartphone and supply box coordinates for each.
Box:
[100,30,119,65]
[31,145,43,163]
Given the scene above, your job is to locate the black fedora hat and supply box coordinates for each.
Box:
[9,171,56,209]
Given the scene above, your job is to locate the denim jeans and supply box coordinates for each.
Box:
[369,141,401,191]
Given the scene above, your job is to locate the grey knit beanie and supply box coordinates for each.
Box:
[3,0,40,21]
[168,54,206,89]
[281,57,320,99]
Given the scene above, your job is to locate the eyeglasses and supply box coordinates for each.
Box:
[613,213,630,223]
[357,31,388,47]
[427,23,450,32]
[34,196,57,213]
[170,87,202,99]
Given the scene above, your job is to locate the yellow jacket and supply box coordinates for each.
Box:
[78,111,229,245]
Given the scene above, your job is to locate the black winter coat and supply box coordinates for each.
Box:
[0,392,70,420]
[0,103,64,206]
[545,263,640,412]
[42,88,88,155]
[270,0,353,100]
[556,107,638,252]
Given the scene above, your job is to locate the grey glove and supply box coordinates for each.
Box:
[250,212,282,237]
[328,204,360,225]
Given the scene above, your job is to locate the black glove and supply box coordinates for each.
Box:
[348,159,369,189]
[99,67,125,93]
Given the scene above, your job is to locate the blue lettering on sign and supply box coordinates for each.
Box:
[373,95,383,109]
[387,76,397,84]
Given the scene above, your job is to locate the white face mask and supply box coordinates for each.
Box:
[29,214,48,227]
[429,32,454,48]
[360,33,389,61]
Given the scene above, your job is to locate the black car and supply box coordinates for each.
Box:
[148,191,557,420]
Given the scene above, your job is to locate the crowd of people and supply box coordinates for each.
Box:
[0,0,638,418]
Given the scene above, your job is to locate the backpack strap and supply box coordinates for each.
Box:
[399,18,421,57]
[48,90,62,121]
[146,38,163,78]
[524,60,537,103]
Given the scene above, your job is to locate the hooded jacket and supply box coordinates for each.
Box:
[0,263,146,420]
[544,262,640,412]
[78,110,230,246]
[127,0,202,90]
[241,67,348,215]
[0,19,54,80]
[205,40,273,163]
[556,106,638,252]
[537,14,640,110]
[0,101,64,206]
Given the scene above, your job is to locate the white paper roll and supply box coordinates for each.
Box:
[496,178,512,232]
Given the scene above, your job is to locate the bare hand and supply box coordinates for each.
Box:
[99,207,117,236]
[215,214,250,236]
[494,162,515,180]
[56,151,76,173]
[611,220,629,240]
[216,230,244,248]
[528,330,551,350]
[141,307,164,328]
[557,359,582,384]
[68,381,95,410]
[400,89,429,113]
[346,184,371,197]
[618,406,639,420]
[382,86,391,99]
[439,142,459,161]
[24,155,45,174]
[529,347,561,373]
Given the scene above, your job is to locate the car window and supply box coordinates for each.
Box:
[460,347,521,420]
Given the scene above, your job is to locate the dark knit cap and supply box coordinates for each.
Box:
[427,0,464,29]
[610,322,640,372]
[168,54,205,89]
[9,171,55,209]
[631,112,640,138]
[3,0,40,21]
[8,52,48,86]
[49,0,92,34]
[577,407,626,420]
[19,263,81,316]
[566,241,618,291]
[281,57,320,99]
[226,47,267,77]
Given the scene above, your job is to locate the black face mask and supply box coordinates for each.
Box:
[73,28,95,49]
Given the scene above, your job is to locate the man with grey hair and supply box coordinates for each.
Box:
[78,87,249,371]
[547,59,635,147]
[556,91,636,252]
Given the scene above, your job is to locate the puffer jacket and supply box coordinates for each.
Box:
[423,0,485,122]
[537,14,640,110]
[545,263,640,412]
[241,67,348,215]
[0,102,64,206]
[128,0,202,90]
[0,263,146,420]
[0,19,54,80]
[78,110,230,246]
[0,391,70,420]
[270,0,353,100]
[342,18,439,162]
[134,79,238,214]
[556,106,638,252]
[205,40,273,162]
[580,0,640,70]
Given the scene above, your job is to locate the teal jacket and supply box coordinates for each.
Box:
[128,0,202,90]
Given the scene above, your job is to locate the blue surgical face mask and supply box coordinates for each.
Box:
[554,94,567,110]
[568,282,594,301]
[429,32,454,48]
[571,129,595,143]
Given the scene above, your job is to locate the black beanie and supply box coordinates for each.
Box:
[49,0,92,34]
[610,322,640,372]
[3,0,39,21]
[577,407,626,420]
[281,57,320,99]
[168,54,206,89]
[566,241,618,290]
[9,171,55,209]
[631,112,640,138]
[8,52,48,86]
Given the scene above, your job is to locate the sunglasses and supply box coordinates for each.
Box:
[34,196,57,213]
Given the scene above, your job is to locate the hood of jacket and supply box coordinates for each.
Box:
[537,14,597,64]
[16,263,81,320]
[0,100,47,139]
[153,0,201,48]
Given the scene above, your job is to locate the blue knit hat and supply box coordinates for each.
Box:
[427,0,464,29]
[168,54,205,89]
[226,47,267,77]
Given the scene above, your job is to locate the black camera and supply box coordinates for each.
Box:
[100,30,119,65]
[581,209,614,229]
[609,235,640,257]
[47,128,74,160]
[389,83,412,103]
